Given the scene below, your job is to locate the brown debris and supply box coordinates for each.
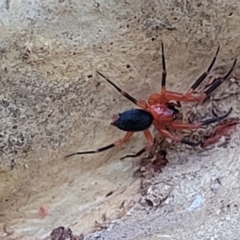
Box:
[50,226,84,240]
[135,150,169,179]
[152,150,169,172]
[202,118,239,148]
[94,220,108,231]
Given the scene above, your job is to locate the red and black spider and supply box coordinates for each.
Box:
[65,44,237,159]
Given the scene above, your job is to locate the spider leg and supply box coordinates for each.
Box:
[185,46,220,95]
[160,45,219,98]
[158,127,201,146]
[143,129,154,147]
[65,129,154,159]
[160,43,180,108]
[65,131,134,158]
[97,71,148,109]
[121,132,155,159]
[120,147,146,160]
[163,59,237,102]
[169,108,232,130]
[204,59,237,97]
[155,108,232,147]
[160,42,167,94]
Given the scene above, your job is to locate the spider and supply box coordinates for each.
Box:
[65,44,237,159]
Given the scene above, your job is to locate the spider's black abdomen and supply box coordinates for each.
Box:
[112,109,153,132]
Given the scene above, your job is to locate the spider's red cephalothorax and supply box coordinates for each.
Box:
[65,44,237,159]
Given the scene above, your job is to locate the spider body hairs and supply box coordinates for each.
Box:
[65,43,237,159]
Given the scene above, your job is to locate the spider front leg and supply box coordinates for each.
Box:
[160,43,237,102]
[185,46,220,95]
[160,43,167,95]
[156,108,232,146]
[157,127,201,146]
[160,43,219,96]
[164,58,236,102]
[169,107,232,130]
